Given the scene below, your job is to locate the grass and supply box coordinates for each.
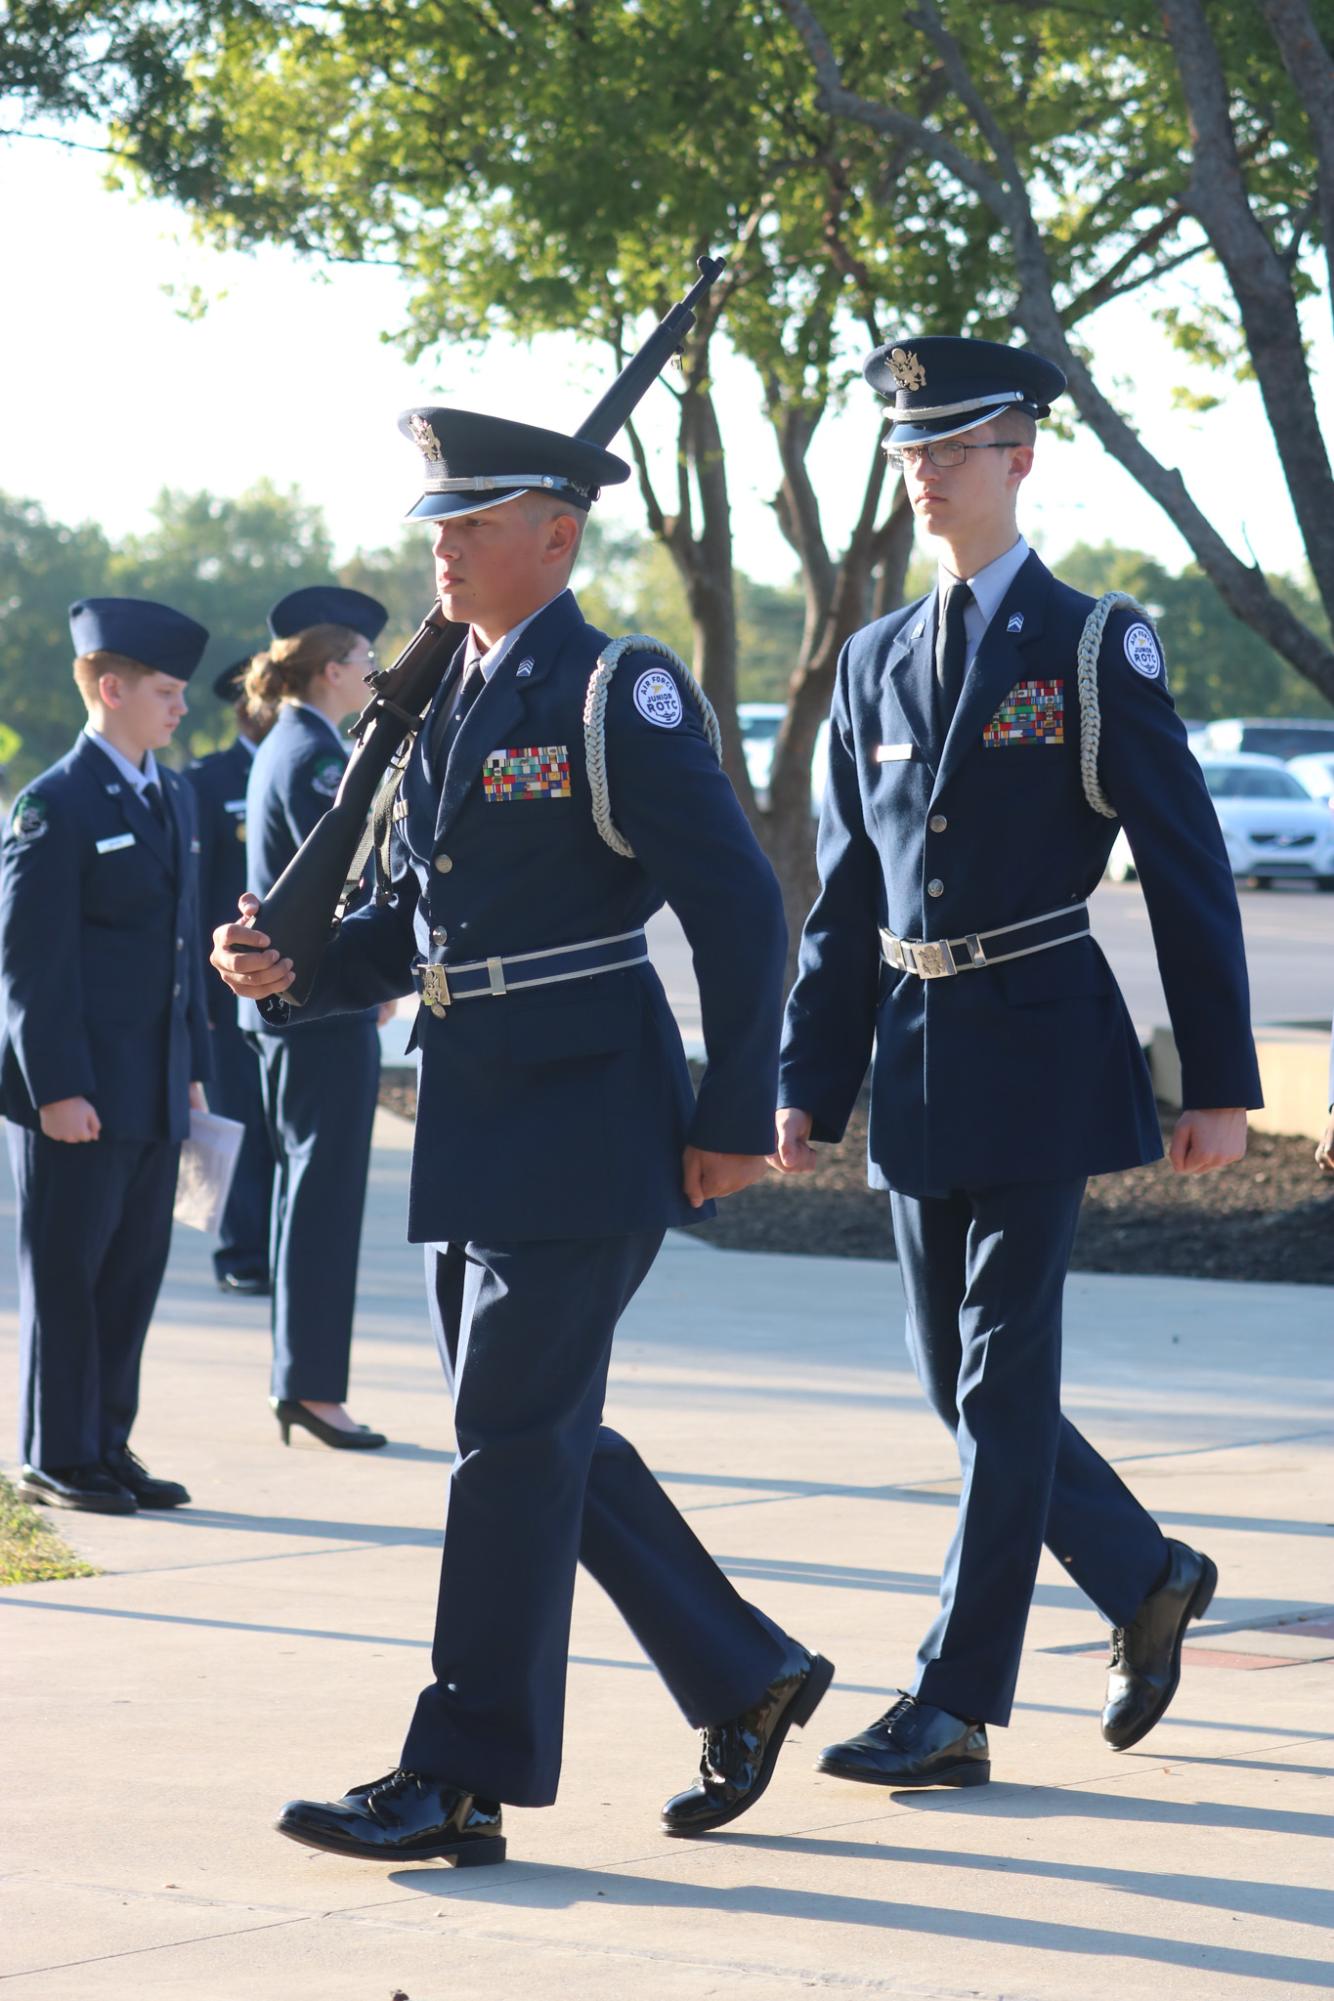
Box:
[0,1470,98,1584]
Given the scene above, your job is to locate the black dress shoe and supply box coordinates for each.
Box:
[661,1645,835,1835]
[218,1270,270,1296]
[271,1400,388,1450]
[17,1463,137,1514]
[818,1694,990,1788]
[103,1445,191,1510]
[1102,1539,1218,1751]
[276,1770,506,1864]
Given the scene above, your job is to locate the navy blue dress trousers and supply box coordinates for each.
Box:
[781,550,1262,1724]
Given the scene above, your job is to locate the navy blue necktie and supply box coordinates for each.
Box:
[935,581,973,732]
[430,665,483,765]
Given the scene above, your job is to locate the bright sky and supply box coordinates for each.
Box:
[2,133,1328,586]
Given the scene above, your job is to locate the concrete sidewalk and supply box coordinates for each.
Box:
[1,1111,1331,2000]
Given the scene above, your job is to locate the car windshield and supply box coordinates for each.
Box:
[1239,727,1334,759]
[740,714,784,743]
[1203,764,1311,801]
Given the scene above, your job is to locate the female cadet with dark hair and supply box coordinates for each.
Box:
[241,587,391,1451]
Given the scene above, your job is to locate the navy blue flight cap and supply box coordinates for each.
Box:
[68,597,208,679]
[399,407,630,522]
[863,336,1066,447]
[266,587,388,643]
[212,657,254,703]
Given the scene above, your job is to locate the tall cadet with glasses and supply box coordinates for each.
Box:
[774,337,1262,1787]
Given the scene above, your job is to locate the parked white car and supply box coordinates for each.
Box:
[1105,752,1334,889]
[737,701,830,818]
[1195,717,1334,761]
[1287,751,1334,805]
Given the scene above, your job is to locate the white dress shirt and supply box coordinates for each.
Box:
[82,726,161,799]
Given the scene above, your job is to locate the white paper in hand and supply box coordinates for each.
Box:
[174,1109,246,1235]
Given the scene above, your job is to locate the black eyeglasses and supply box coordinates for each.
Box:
[885,441,1023,472]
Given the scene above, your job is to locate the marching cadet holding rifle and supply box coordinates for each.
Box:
[2,598,212,1513]
[185,659,276,1296]
[211,376,833,1866]
[775,337,1262,1787]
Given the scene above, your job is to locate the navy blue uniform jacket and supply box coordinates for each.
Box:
[0,735,212,1139]
[185,736,251,1021]
[780,551,1263,1196]
[289,590,787,1242]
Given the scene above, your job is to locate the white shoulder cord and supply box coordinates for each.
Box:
[1076,591,1162,820]
[583,634,723,857]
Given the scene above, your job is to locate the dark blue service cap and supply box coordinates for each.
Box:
[68,597,209,678]
[399,407,631,522]
[863,336,1066,447]
[212,657,254,703]
[266,587,388,643]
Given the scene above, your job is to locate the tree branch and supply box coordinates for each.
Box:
[1255,0,1334,326]
[780,0,1334,696]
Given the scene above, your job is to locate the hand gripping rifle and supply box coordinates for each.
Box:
[246,253,725,1019]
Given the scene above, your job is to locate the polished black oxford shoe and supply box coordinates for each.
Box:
[1102,1538,1218,1751]
[661,1645,835,1835]
[102,1446,191,1511]
[276,1770,506,1864]
[817,1693,990,1788]
[18,1463,137,1514]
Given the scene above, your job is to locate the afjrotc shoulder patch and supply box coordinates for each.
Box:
[483,745,572,802]
[983,679,1065,747]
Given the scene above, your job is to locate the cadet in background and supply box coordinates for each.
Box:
[185,660,277,1295]
[1,597,213,1514]
[241,588,390,1453]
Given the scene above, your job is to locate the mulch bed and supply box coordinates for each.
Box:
[377,1074,1334,1285]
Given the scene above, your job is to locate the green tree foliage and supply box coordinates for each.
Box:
[0,482,335,784]
[0,493,114,785]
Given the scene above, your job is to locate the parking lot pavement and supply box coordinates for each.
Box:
[2,1117,1331,1999]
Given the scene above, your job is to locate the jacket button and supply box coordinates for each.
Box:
[176,936,185,950]
[929,815,948,833]
[431,926,448,946]
[434,854,453,873]
[927,878,944,898]
[173,982,181,997]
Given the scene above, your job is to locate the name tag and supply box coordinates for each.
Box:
[875,744,917,763]
[224,798,247,813]
[95,833,136,854]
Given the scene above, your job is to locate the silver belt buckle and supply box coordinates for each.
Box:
[911,938,957,980]
[421,963,451,1016]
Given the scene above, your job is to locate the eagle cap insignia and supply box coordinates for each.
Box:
[409,413,444,462]
[889,346,927,392]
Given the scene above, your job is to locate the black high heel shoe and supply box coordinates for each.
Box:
[271,1400,388,1450]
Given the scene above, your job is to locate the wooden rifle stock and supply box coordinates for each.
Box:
[243,254,726,1020]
